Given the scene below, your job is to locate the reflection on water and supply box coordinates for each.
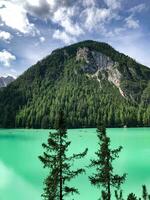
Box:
[0,161,41,200]
[0,161,12,188]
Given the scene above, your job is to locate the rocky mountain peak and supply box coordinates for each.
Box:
[0,76,15,88]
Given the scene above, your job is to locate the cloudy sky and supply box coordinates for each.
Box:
[0,0,150,77]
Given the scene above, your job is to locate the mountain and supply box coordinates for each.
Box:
[0,76,15,88]
[0,40,150,128]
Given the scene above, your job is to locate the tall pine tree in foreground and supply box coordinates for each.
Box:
[39,111,88,200]
[89,125,126,200]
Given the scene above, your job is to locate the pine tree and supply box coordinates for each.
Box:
[39,110,88,200]
[89,125,126,200]
[127,193,137,200]
[142,185,148,200]
[41,115,49,129]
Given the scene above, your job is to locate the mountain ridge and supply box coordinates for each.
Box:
[0,40,150,128]
[0,76,15,88]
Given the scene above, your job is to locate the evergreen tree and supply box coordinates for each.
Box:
[89,125,126,200]
[41,115,49,129]
[39,111,88,200]
[127,193,137,200]
[142,185,148,200]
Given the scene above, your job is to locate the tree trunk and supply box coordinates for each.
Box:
[107,182,111,200]
[59,130,63,200]
[60,166,63,200]
[107,154,111,200]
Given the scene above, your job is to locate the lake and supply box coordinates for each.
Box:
[0,128,150,199]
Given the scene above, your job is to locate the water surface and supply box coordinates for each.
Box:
[0,128,150,199]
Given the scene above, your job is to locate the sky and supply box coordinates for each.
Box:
[0,0,150,78]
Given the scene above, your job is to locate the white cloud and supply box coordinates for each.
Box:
[23,1,84,42]
[53,7,84,37]
[0,30,13,42]
[104,0,121,10]
[39,36,45,42]
[0,50,16,67]
[0,0,123,44]
[53,30,76,44]
[129,3,146,14]
[102,27,126,38]
[82,7,111,31]
[25,0,51,20]
[82,0,96,7]
[26,0,40,6]
[125,3,146,30]
[125,15,139,29]
[52,6,84,44]
[0,22,4,26]
[0,0,37,35]
[47,0,57,9]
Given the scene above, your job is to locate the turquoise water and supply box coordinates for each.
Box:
[0,128,150,199]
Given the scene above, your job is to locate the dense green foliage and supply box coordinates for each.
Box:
[0,40,149,128]
[39,111,87,199]
[89,125,126,200]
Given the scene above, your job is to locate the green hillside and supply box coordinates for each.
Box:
[0,40,150,128]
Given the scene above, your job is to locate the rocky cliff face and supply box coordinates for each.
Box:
[0,76,15,88]
[76,47,115,71]
[76,47,125,96]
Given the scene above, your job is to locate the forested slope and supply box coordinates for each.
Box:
[0,40,149,128]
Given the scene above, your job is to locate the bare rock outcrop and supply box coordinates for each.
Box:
[76,47,125,97]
